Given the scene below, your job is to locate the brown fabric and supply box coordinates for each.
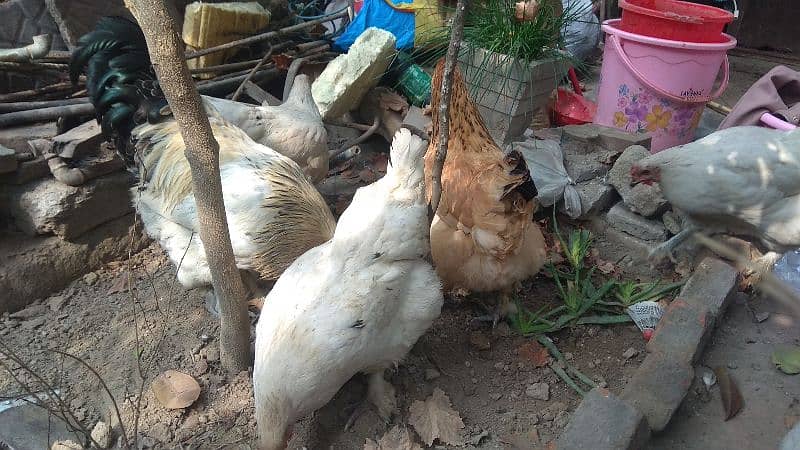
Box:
[719,65,800,130]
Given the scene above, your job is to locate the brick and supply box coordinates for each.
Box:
[556,387,650,450]
[620,353,695,432]
[607,145,668,218]
[0,146,17,174]
[606,203,667,241]
[678,257,737,321]
[645,299,715,365]
[563,179,618,219]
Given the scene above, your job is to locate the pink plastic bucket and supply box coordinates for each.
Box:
[594,19,737,152]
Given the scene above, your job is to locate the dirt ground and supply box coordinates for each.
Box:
[0,235,649,449]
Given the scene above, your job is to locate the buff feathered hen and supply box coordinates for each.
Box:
[70,17,336,312]
[424,59,547,325]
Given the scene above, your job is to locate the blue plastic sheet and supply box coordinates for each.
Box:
[333,0,415,51]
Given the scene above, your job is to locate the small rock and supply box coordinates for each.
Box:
[195,358,209,375]
[424,368,441,381]
[470,430,490,446]
[564,352,574,361]
[25,317,46,329]
[91,421,112,448]
[464,361,471,368]
[10,304,47,320]
[525,382,550,401]
[530,413,540,425]
[137,435,157,449]
[205,346,220,363]
[607,145,668,217]
[490,392,503,401]
[622,347,639,359]
[587,361,596,369]
[471,377,478,384]
[494,362,505,370]
[554,411,571,429]
[200,334,211,343]
[83,272,99,285]
[48,295,69,312]
[754,311,770,323]
[662,210,683,235]
[148,422,172,443]
[469,331,491,350]
[52,440,83,450]
[606,202,668,241]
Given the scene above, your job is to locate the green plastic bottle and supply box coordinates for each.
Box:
[385,51,432,107]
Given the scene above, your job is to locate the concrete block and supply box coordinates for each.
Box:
[607,145,668,218]
[0,156,49,185]
[620,353,695,432]
[645,299,715,365]
[556,387,650,450]
[2,171,134,239]
[606,202,667,241]
[563,179,618,219]
[0,145,17,174]
[0,213,149,314]
[678,256,738,321]
[50,119,102,159]
[312,27,396,120]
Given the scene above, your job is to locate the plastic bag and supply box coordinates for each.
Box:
[561,0,600,62]
[513,139,581,218]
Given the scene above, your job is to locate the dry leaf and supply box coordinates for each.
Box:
[379,90,410,114]
[408,388,465,446]
[518,341,549,368]
[715,366,743,420]
[364,425,422,450]
[595,258,616,275]
[272,54,292,70]
[151,370,201,409]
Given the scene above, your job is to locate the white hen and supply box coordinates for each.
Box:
[203,75,329,183]
[631,126,800,267]
[253,128,443,449]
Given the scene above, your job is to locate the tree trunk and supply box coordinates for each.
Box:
[125,0,252,372]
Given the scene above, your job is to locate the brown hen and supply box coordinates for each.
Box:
[424,59,547,325]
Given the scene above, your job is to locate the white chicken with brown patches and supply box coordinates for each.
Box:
[253,129,443,450]
[631,126,800,278]
[70,17,336,312]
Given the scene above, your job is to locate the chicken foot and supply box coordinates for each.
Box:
[471,289,518,328]
[648,225,699,265]
[344,370,398,431]
[204,270,266,318]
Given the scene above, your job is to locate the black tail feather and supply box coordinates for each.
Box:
[69,16,166,164]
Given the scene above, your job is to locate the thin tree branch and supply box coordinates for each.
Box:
[231,43,273,102]
[428,0,469,224]
[125,0,251,372]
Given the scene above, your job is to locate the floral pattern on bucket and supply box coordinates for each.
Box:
[613,84,704,140]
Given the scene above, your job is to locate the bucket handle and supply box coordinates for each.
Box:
[608,34,730,104]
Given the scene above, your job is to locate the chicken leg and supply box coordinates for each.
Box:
[204,270,266,318]
[344,370,398,431]
[471,289,518,327]
[648,225,698,265]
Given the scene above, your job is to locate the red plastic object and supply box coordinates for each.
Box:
[354,0,364,13]
[618,0,733,43]
[549,67,597,126]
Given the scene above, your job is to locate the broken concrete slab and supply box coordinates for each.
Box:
[563,179,618,219]
[312,27,396,120]
[620,354,695,432]
[0,156,49,185]
[606,202,667,241]
[50,119,103,159]
[607,145,668,218]
[0,213,149,314]
[1,171,134,239]
[556,387,650,450]
[0,145,17,173]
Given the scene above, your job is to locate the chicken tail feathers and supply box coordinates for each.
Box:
[69,16,168,164]
[387,128,428,188]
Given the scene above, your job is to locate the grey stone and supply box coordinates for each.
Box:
[402,105,431,135]
[622,347,639,359]
[606,203,667,241]
[556,387,650,450]
[50,119,103,159]
[645,299,714,365]
[51,441,83,450]
[0,156,49,185]
[205,346,220,362]
[0,145,18,174]
[662,210,683,235]
[607,145,668,218]
[312,28,396,120]
[2,171,134,239]
[562,147,611,183]
[620,354,695,432]
[9,303,47,319]
[562,179,618,219]
[525,382,550,401]
[677,257,737,322]
[0,213,149,314]
[0,121,58,152]
[90,421,112,449]
[424,368,441,381]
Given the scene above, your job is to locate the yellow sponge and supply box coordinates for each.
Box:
[183,2,271,77]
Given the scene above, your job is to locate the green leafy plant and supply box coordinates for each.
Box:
[605,280,684,308]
